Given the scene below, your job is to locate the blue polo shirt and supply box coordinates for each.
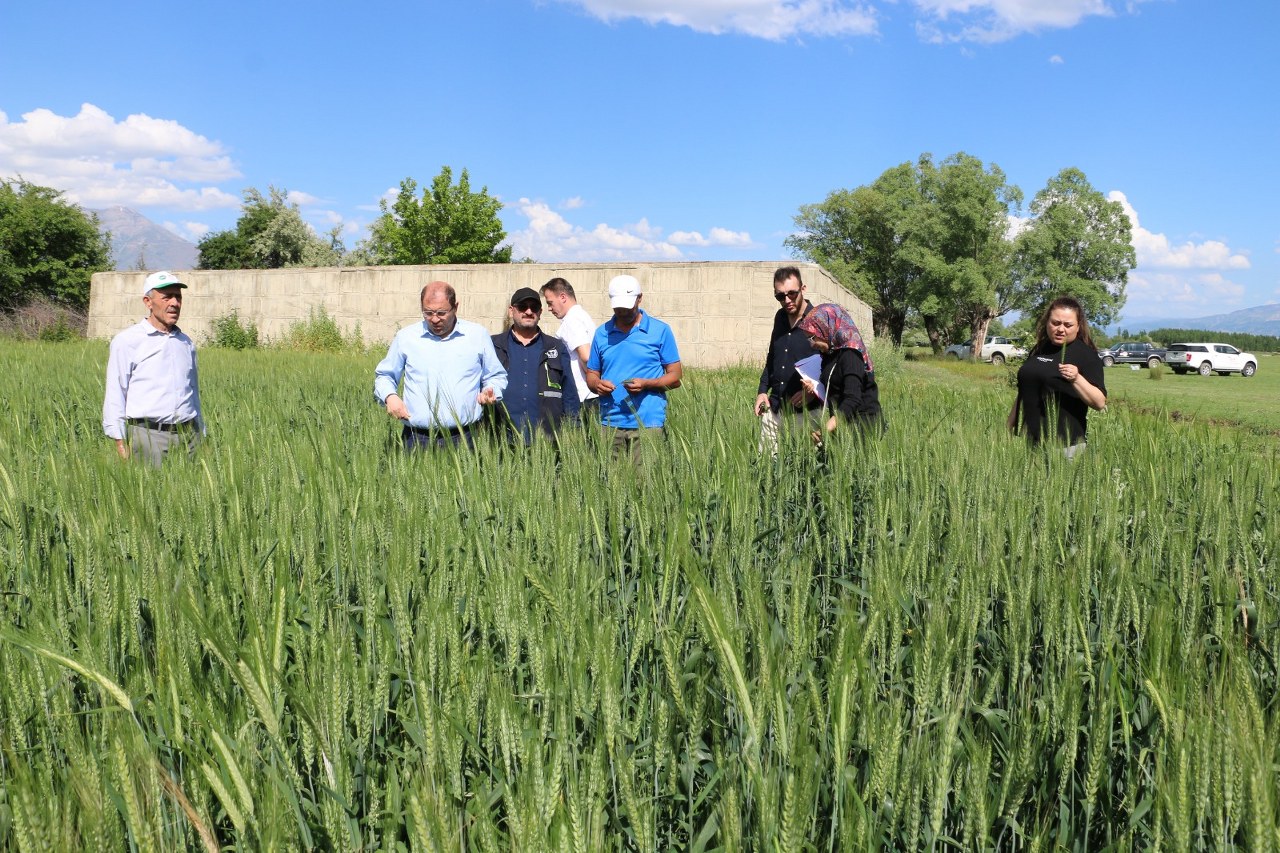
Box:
[587,311,681,429]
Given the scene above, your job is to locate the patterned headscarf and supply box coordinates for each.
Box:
[798,303,873,373]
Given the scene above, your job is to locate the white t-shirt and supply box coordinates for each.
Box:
[556,303,598,401]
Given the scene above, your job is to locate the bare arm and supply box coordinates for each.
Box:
[1058,364,1107,411]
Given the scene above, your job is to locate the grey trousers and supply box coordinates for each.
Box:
[127,423,201,466]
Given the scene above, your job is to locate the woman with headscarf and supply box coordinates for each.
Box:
[796,303,883,442]
[1007,295,1106,458]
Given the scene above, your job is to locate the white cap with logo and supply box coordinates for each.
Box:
[608,274,642,309]
[143,270,187,295]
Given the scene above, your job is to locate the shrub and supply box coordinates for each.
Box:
[1148,361,1166,380]
[208,310,260,349]
[0,296,87,340]
[277,307,363,353]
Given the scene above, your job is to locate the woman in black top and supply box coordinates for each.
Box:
[797,303,883,442]
[1008,296,1107,455]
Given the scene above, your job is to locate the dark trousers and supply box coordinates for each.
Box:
[401,423,475,451]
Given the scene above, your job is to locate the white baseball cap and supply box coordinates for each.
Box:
[143,270,187,295]
[608,274,642,309]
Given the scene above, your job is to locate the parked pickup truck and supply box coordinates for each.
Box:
[1165,342,1258,377]
[1097,341,1168,368]
[944,336,1027,365]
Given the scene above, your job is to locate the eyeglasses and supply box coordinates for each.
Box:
[422,309,453,319]
[514,303,541,314]
[774,289,802,302]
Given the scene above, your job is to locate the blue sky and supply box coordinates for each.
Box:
[2,0,1276,322]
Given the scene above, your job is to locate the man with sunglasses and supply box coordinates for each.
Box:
[754,266,824,454]
[375,280,507,450]
[488,287,580,445]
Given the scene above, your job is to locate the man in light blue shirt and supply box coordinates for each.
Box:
[585,274,682,459]
[103,270,205,465]
[374,280,507,450]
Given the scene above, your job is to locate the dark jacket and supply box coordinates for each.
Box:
[489,330,581,442]
[822,348,883,433]
[759,302,824,413]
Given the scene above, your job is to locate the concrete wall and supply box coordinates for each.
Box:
[88,262,872,369]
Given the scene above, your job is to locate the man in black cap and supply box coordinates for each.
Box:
[489,287,580,444]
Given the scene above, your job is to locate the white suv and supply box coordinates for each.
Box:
[944,336,1027,365]
[1166,343,1258,377]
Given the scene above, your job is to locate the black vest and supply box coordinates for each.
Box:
[489,330,571,439]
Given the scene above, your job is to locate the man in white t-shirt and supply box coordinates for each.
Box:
[541,277,599,415]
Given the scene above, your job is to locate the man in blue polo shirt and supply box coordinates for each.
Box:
[584,274,682,459]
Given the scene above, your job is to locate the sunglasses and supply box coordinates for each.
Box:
[774,289,802,302]
[514,302,542,314]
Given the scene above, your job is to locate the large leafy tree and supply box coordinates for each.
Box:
[786,162,926,344]
[363,167,512,265]
[0,178,112,309]
[1014,167,1134,328]
[198,186,342,270]
[908,153,1023,356]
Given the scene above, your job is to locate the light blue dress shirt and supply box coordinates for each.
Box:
[102,320,204,440]
[374,318,508,429]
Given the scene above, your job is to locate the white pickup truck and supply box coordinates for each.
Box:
[1165,342,1258,377]
[944,336,1028,365]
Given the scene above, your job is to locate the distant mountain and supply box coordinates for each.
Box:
[92,206,198,272]
[1119,304,1280,337]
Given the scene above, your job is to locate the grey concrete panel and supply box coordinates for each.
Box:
[89,262,873,369]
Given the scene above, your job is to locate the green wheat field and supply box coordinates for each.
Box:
[1,341,1277,850]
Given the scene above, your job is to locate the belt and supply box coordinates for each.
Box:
[127,417,195,433]
[404,422,472,437]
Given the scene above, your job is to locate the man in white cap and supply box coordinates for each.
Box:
[584,274,682,458]
[103,270,205,464]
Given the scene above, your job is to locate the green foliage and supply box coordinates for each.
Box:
[2,342,1279,848]
[790,158,1134,356]
[1146,328,1280,353]
[276,307,363,353]
[197,186,344,270]
[363,166,512,265]
[0,178,112,309]
[1014,167,1134,326]
[208,310,260,350]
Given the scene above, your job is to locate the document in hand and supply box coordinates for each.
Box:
[794,354,826,402]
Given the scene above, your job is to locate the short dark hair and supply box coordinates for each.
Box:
[541,277,576,299]
[773,266,803,287]
[420,281,457,307]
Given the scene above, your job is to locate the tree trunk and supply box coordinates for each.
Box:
[971,314,993,361]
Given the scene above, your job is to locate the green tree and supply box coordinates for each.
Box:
[786,162,925,344]
[0,178,112,309]
[198,186,340,270]
[363,167,511,265]
[1014,167,1134,328]
[908,153,1023,357]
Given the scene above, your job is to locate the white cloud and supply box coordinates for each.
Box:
[507,198,688,261]
[287,189,323,206]
[558,0,878,40]
[557,0,1150,42]
[670,227,755,247]
[560,196,586,210]
[1125,270,1247,317]
[0,103,241,211]
[913,0,1126,43]
[1110,191,1250,270]
[1049,54,1064,64]
[163,220,211,242]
